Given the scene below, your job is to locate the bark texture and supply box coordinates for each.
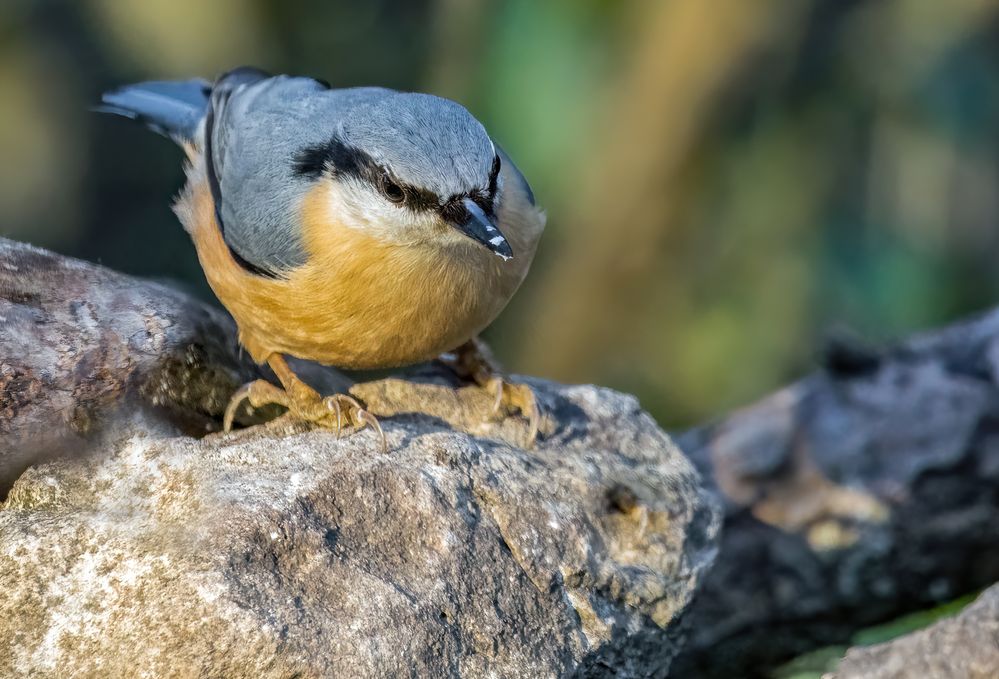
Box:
[672,314,999,677]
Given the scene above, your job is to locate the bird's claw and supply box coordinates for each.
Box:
[322,395,343,437]
[487,377,541,448]
[224,379,387,452]
[443,339,542,447]
[223,379,291,433]
[223,384,251,433]
[358,409,387,454]
[323,393,387,453]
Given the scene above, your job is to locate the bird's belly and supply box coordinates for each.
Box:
[240,264,504,369]
[202,233,515,369]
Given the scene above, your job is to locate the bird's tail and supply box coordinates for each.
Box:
[97,79,212,144]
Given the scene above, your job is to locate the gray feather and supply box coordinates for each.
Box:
[209,76,337,272]
[99,79,210,142]
[105,70,530,278]
[338,92,496,198]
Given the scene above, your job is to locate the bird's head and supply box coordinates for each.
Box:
[294,93,514,260]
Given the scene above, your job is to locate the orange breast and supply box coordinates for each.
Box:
[175,168,534,369]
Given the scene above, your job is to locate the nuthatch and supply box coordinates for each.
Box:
[100,67,545,447]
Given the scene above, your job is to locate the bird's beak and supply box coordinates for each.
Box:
[452,197,513,261]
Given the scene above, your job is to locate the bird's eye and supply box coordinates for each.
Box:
[380,174,406,204]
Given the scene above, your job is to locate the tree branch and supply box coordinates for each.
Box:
[671,312,999,677]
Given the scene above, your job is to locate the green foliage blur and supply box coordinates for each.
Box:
[3,0,999,427]
[772,592,977,678]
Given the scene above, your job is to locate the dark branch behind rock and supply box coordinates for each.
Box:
[671,308,999,677]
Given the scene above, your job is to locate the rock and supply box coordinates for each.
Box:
[0,382,717,678]
[0,239,719,677]
[830,584,999,678]
[0,237,262,494]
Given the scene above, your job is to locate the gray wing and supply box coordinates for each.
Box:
[207,70,392,276]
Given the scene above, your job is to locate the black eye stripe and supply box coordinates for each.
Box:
[440,199,468,225]
[293,135,498,216]
[294,134,441,212]
[292,134,375,182]
[488,153,501,198]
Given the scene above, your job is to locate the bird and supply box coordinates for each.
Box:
[99,67,546,449]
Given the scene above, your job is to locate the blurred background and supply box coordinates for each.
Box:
[2,0,999,428]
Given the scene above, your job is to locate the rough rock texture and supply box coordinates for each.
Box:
[1,381,717,678]
[0,237,263,494]
[831,584,999,679]
[0,240,718,678]
[672,318,999,677]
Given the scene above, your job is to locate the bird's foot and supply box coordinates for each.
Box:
[223,361,386,452]
[484,376,540,446]
[444,338,541,447]
[321,393,386,452]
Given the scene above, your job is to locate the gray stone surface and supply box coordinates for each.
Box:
[0,237,264,494]
[0,239,718,678]
[831,584,999,679]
